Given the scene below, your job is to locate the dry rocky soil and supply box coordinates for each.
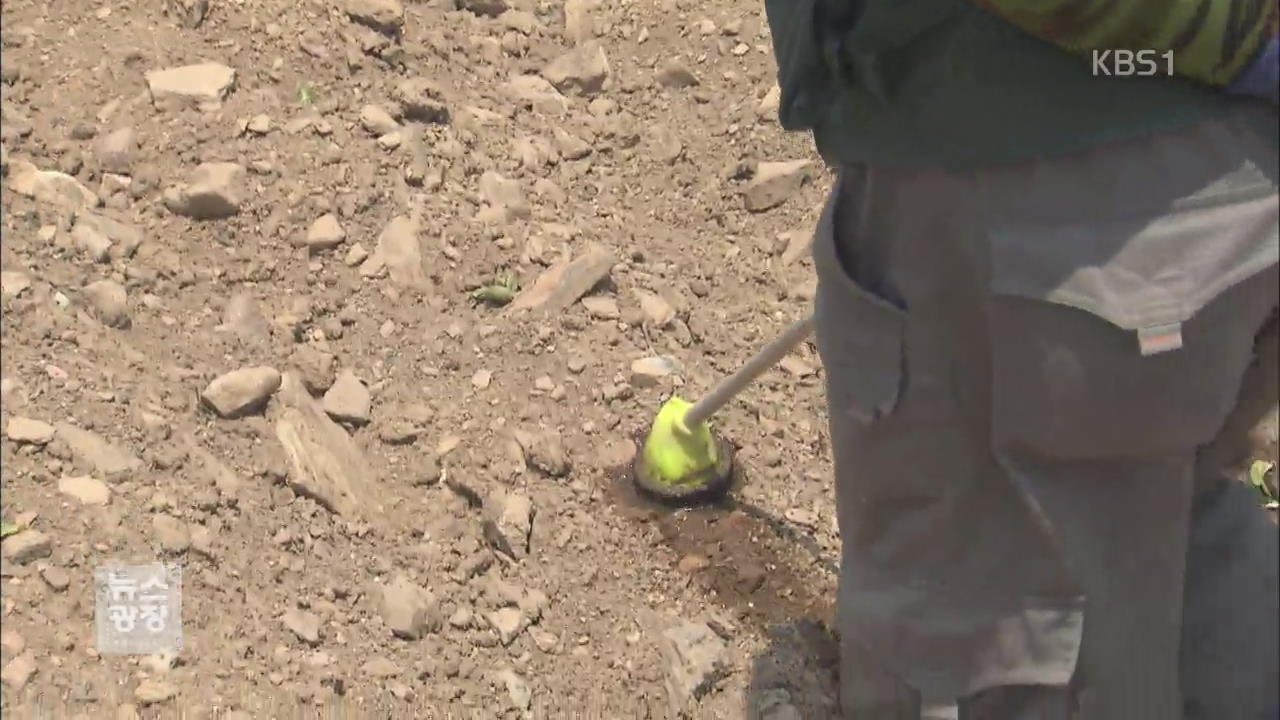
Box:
[0,0,845,717]
[3,1,1277,719]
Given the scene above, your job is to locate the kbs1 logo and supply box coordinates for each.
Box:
[1091,49,1175,77]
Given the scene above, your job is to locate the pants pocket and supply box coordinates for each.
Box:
[812,170,908,428]
[986,190,1279,460]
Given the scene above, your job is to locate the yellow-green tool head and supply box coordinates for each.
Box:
[634,396,734,504]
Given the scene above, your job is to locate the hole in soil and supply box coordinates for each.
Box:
[602,430,837,633]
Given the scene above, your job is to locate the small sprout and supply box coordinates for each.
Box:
[1,519,20,539]
[1249,460,1277,509]
[297,83,317,106]
[471,271,519,307]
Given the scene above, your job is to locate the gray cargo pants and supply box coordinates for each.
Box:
[813,105,1279,719]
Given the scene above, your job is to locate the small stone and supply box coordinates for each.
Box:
[504,75,568,115]
[563,0,593,42]
[6,417,55,445]
[344,243,369,267]
[492,492,533,559]
[54,423,142,475]
[497,668,532,709]
[59,475,111,506]
[322,370,372,425]
[305,214,346,251]
[580,295,618,320]
[758,85,781,120]
[742,160,813,213]
[1,653,37,691]
[39,564,70,591]
[1,530,52,564]
[361,657,402,678]
[370,215,430,291]
[0,630,26,656]
[346,0,405,34]
[95,127,137,174]
[69,220,113,262]
[190,525,215,558]
[458,0,508,17]
[381,575,440,640]
[134,678,178,705]
[659,622,729,715]
[472,369,493,390]
[0,271,31,299]
[506,243,615,314]
[290,346,336,395]
[170,162,246,219]
[542,41,610,95]
[83,279,130,329]
[283,609,322,645]
[201,366,282,418]
[630,356,680,388]
[360,104,400,135]
[245,114,272,134]
[677,554,710,574]
[636,291,675,327]
[376,413,418,445]
[145,63,236,110]
[486,607,525,645]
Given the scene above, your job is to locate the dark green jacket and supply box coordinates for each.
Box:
[766,0,1245,169]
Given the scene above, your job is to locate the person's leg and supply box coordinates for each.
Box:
[816,106,1278,719]
[1182,311,1279,720]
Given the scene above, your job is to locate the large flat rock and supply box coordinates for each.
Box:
[273,372,376,517]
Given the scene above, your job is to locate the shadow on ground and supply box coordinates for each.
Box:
[605,442,845,719]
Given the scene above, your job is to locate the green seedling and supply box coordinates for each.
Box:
[471,271,519,306]
[1249,460,1277,509]
[297,83,317,106]
[1,518,20,539]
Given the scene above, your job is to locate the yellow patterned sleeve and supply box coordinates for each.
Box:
[971,0,1278,87]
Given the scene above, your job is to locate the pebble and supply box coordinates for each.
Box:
[322,370,372,425]
[381,575,440,640]
[283,609,322,645]
[1,530,52,564]
[581,295,619,320]
[1,653,37,691]
[361,657,402,678]
[5,416,55,445]
[58,475,112,506]
[630,356,680,388]
[497,668,532,709]
[145,62,235,110]
[486,607,524,646]
[134,678,178,705]
[95,127,137,175]
[167,162,246,219]
[201,366,282,418]
[742,160,813,212]
[39,564,70,591]
[305,214,346,251]
[543,41,611,95]
[83,279,131,329]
